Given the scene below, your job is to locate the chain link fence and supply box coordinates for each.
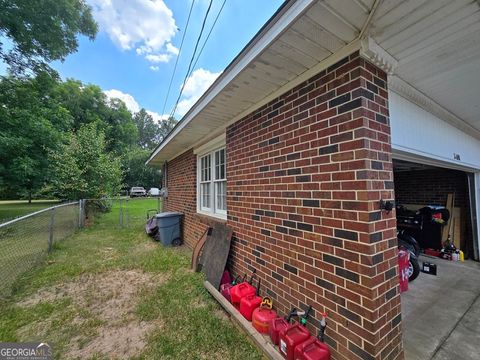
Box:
[83,197,162,228]
[0,202,79,297]
[0,197,162,297]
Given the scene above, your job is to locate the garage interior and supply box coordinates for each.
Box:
[393,159,480,360]
[393,159,477,259]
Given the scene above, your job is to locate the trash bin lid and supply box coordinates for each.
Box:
[155,211,183,218]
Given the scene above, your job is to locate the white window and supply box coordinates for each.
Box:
[198,146,226,218]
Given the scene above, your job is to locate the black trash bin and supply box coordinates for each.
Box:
[154,212,183,246]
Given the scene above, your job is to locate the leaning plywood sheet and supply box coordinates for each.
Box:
[201,223,233,290]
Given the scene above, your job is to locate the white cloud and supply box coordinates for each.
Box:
[176,68,221,116]
[146,110,169,122]
[104,89,168,123]
[104,89,140,113]
[145,53,171,63]
[88,0,178,65]
[149,65,160,72]
[166,42,179,55]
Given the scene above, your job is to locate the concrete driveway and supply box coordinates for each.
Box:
[401,255,480,360]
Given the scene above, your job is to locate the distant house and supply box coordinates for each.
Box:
[147,1,480,359]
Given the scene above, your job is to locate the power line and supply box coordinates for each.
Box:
[160,0,196,119]
[169,0,214,120]
[189,0,227,78]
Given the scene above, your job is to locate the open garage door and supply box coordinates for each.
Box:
[392,155,479,261]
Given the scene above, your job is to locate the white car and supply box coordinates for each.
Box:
[148,187,160,197]
[129,187,146,197]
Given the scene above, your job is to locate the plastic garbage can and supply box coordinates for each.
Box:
[154,212,183,246]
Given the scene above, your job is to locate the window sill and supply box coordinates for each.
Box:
[195,212,227,226]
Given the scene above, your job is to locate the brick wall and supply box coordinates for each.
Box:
[226,52,402,360]
[394,168,468,208]
[163,149,207,248]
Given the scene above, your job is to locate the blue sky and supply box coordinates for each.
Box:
[49,0,284,122]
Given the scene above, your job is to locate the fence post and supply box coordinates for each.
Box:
[78,200,82,229]
[125,198,129,228]
[48,207,56,253]
[119,198,124,228]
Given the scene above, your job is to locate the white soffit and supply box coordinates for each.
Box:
[370,0,480,135]
[147,0,375,166]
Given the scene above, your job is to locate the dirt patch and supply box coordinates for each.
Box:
[18,269,166,359]
[213,308,229,321]
[132,240,158,256]
[72,321,158,359]
[99,247,118,261]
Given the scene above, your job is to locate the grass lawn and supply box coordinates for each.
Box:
[0,200,60,223]
[0,199,261,359]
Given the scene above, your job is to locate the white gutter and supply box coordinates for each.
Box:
[146,0,315,165]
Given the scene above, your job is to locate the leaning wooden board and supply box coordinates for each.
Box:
[442,193,455,242]
[200,223,233,289]
[452,207,462,249]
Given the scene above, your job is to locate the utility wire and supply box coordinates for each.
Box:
[169,0,214,120]
[160,0,196,119]
[188,0,227,78]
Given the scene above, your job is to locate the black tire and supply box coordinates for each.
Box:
[408,257,420,282]
[172,238,182,247]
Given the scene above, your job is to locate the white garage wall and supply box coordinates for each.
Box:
[389,91,480,171]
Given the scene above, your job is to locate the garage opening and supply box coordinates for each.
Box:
[393,159,480,360]
[393,159,477,261]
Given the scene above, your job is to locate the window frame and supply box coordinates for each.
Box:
[196,139,227,220]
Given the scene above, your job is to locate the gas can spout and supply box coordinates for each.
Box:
[318,311,328,342]
[285,307,297,322]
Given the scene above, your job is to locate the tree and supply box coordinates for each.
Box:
[53,80,139,154]
[104,97,139,154]
[133,109,160,150]
[158,116,178,143]
[50,123,123,199]
[0,73,143,200]
[0,0,97,74]
[0,72,72,201]
[123,148,161,190]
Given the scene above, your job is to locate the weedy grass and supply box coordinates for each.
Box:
[0,198,262,359]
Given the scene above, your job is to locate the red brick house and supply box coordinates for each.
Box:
[147,1,480,359]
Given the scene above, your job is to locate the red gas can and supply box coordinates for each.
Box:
[240,279,262,321]
[252,296,277,334]
[220,275,240,302]
[269,308,297,345]
[230,272,256,309]
[294,337,331,360]
[240,293,262,320]
[398,249,409,293]
[279,306,313,360]
[279,324,311,360]
[294,312,331,360]
[252,307,277,333]
[270,317,291,345]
